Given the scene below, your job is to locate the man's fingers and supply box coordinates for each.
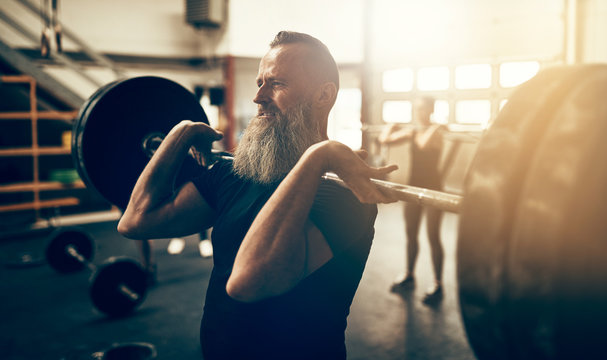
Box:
[354,149,368,160]
[377,164,399,174]
[345,177,399,204]
[211,131,224,141]
[374,184,399,203]
[368,164,398,179]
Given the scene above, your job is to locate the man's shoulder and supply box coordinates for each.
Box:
[209,157,234,173]
[314,180,378,223]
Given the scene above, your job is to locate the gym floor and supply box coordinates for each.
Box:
[0,203,477,360]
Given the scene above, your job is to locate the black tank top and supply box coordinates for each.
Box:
[409,128,442,189]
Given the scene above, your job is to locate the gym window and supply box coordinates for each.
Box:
[382,68,414,92]
[417,66,449,91]
[378,60,542,127]
[455,100,491,126]
[455,64,492,89]
[499,61,540,88]
[382,100,412,123]
[328,88,362,149]
[499,99,508,111]
[433,100,450,124]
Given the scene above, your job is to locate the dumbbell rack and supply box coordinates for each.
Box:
[0,75,82,221]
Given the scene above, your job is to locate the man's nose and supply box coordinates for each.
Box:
[253,84,269,105]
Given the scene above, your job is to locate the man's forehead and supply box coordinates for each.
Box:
[257,44,309,77]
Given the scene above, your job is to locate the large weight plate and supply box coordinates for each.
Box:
[72,76,209,210]
[457,66,592,360]
[90,257,147,317]
[505,65,607,359]
[45,227,94,273]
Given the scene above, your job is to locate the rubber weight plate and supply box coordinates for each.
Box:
[90,257,147,317]
[72,76,209,210]
[505,64,607,359]
[457,66,589,360]
[45,227,94,273]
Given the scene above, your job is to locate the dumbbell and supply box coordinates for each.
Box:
[45,227,147,317]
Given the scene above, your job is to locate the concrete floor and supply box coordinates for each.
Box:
[347,203,475,360]
[0,203,477,359]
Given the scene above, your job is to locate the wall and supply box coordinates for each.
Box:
[0,0,211,57]
[579,0,607,62]
[225,0,364,63]
[0,0,226,101]
[368,0,565,66]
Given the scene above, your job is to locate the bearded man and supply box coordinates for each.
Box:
[118,31,397,360]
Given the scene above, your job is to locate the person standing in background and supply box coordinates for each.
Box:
[378,96,446,305]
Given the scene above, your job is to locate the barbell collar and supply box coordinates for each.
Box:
[118,283,141,302]
[66,244,96,272]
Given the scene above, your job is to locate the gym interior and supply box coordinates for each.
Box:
[1,1,607,359]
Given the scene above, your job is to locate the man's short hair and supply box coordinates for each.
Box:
[270,31,340,90]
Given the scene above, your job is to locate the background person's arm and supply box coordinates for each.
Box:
[377,123,414,145]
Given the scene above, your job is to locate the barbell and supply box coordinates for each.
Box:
[361,123,482,144]
[70,65,607,359]
[45,227,147,317]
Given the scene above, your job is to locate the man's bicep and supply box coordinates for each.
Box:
[166,182,216,235]
[121,182,215,239]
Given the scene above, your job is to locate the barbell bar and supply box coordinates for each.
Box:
[70,65,607,359]
[321,172,462,213]
[45,227,147,317]
[175,152,463,212]
[361,123,482,144]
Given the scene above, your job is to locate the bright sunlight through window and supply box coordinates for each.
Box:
[382,68,414,92]
[417,66,449,91]
[456,100,491,126]
[433,100,449,124]
[455,64,492,89]
[328,88,362,149]
[382,101,412,123]
[499,61,540,88]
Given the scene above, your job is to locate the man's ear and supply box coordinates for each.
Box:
[314,82,337,108]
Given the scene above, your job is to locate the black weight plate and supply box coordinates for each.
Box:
[72,79,120,193]
[457,66,589,360]
[72,76,209,210]
[90,257,147,317]
[45,227,94,273]
[505,65,607,359]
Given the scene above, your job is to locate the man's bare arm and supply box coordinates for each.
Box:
[117,120,222,239]
[226,140,397,302]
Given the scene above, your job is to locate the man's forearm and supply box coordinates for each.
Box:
[227,143,328,302]
[126,122,196,213]
[118,120,221,239]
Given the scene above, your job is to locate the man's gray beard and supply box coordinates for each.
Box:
[233,103,322,184]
